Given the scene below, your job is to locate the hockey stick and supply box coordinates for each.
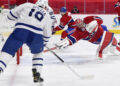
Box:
[43,47,56,53]
[45,46,94,79]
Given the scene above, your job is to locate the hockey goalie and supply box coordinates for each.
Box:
[55,16,120,59]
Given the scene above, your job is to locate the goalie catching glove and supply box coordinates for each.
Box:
[55,38,70,49]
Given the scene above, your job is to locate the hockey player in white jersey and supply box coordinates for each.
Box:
[0,0,53,85]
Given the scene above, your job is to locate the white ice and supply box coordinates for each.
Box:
[0,35,120,86]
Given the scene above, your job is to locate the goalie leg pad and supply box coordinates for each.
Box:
[112,37,117,46]
[108,37,120,55]
[97,31,114,58]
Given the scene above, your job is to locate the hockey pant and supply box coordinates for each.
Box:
[0,29,44,72]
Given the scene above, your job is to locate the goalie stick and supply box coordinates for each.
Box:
[45,46,94,79]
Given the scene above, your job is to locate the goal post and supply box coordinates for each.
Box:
[16,47,22,65]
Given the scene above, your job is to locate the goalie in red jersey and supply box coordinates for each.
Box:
[53,7,76,40]
[55,16,120,59]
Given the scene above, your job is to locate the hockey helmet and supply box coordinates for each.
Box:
[60,7,67,15]
[35,0,48,8]
[60,7,67,13]
[75,18,85,28]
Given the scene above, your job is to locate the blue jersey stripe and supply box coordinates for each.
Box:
[44,40,49,42]
[66,28,76,35]
[43,36,50,38]
[32,58,43,60]
[33,64,43,66]
[92,36,102,44]
[51,16,56,19]
[69,19,74,23]
[7,16,15,21]
[67,35,77,44]
[0,60,6,68]
[15,23,43,31]
[0,67,3,72]
[94,17,103,20]
[59,25,64,29]
[10,11,18,19]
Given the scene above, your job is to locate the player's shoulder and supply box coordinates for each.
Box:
[47,6,54,15]
[84,16,94,19]
[83,16,94,24]
[23,2,34,6]
[83,16,92,21]
[62,12,71,18]
[19,2,34,8]
[93,16,102,20]
[66,12,71,16]
[47,6,53,11]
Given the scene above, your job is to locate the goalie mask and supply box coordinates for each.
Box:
[75,18,85,28]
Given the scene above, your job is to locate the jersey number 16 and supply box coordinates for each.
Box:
[29,9,44,22]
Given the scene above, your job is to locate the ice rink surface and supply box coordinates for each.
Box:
[0,35,120,86]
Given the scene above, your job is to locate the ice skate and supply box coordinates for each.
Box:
[32,68,44,86]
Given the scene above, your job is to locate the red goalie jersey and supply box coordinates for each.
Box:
[67,16,106,45]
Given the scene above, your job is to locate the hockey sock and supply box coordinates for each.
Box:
[0,52,12,72]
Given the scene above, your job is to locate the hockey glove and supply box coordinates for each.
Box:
[55,38,70,49]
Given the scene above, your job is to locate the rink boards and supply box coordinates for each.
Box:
[0,14,120,37]
[55,14,120,34]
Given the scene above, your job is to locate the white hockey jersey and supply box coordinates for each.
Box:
[7,3,52,42]
[47,6,57,28]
